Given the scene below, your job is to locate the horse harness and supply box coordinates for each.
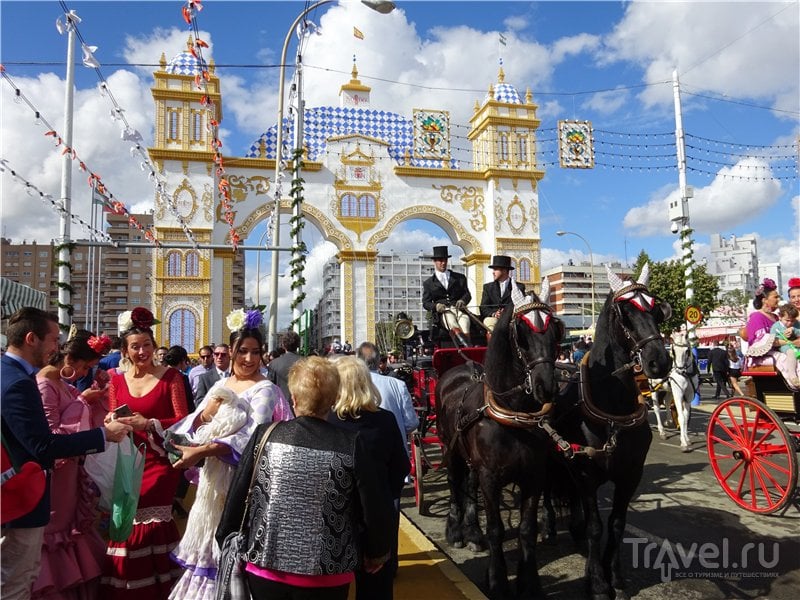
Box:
[609,282,667,377]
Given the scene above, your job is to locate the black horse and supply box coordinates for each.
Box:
[436,288,563,599]
[551,264,672,600]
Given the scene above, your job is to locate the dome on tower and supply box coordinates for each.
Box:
[164,35,208,76]
[482,65,523,105]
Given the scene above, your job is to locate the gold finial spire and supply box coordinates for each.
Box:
[186,35,194,51]
[351,61,359,80]
[498,66,505,83]
[525,87,532,104]
[473,99,480,112]
[159,52,167,70]
[209,58,216,74]
[488,83,495,99]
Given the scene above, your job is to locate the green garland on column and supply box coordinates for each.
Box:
[53,241,77,328]
[288,148,307,320]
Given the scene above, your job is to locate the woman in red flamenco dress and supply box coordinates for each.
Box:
[100,308,188,599]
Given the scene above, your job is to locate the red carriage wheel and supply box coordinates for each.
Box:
[707,396,798,514]
[412,433,426,514]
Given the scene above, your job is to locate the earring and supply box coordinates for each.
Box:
[60,364,77,381]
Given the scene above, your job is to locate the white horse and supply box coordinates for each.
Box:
[650,331,700,452]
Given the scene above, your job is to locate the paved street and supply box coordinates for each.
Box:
[399,387,800,599]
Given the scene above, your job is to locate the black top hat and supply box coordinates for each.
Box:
[431,246,451,259]
[488,255,514,270]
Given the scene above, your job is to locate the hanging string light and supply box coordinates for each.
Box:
[180,0,240,250]
[56,1,199,249]
[0,159,117,246]
[0,68,160,246]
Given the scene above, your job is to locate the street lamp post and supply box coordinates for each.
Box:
[557,230,596,329]
[266,0,395,352]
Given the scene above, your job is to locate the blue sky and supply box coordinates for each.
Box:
[1,1,798,314]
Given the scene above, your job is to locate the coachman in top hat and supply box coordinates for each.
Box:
[421,246,472,347]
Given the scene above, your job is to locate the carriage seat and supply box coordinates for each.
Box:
[742,355,779,378]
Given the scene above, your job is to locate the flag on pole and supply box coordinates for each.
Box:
[499,33,507,46]
[353,26,364,40]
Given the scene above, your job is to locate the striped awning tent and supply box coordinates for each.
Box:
[1,277,48,319]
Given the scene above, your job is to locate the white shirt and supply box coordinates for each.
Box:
[437,271,449,288]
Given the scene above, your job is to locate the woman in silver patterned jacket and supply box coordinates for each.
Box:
[215,356,392,600]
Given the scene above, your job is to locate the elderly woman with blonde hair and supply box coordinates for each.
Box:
[330,356,410,600]
[216,356,392,600]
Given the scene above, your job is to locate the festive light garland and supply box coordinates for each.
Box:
[57,3,199,248]
[180,0,240,250]
[1,67,160,246]
[0,159,117,246]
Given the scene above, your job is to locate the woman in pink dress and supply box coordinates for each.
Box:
[32,330,112,600]
[100,308,189,599]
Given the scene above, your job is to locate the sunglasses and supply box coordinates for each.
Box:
[199,354,212,359]
[213,352,229,357]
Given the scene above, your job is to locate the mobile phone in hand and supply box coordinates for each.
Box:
[114,404,133,418]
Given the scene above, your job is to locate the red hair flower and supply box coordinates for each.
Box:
[131,307,157,329]
[87,334,112,354]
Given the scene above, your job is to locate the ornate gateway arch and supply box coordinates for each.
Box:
[149,43,544,347]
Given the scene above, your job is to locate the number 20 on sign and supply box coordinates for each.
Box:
[685,306,703,325]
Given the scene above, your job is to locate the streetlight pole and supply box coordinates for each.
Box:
[266,0,395,352]
[557,230,595,329]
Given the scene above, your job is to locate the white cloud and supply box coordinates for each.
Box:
[124,27,213,77]
[599,2,799,114]
[1,69,154,242]
[503,15,529,32]
[584,87,629,115]
[623,158,784,237]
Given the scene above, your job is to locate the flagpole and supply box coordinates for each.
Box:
[86,183,95,330]
[57,13,77,331]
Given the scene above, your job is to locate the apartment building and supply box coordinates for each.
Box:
[314,252,466,349]
[542,261,628,325]
[707,233,759,298]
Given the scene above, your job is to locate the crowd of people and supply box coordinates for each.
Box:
[1,304,418,600]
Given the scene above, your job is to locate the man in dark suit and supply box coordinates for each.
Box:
[479,255,525,331]
[422,246,472,347]
[1,308,130,597]
[269,331,302,412]
[193,343,231,405]
[709,340,731,399]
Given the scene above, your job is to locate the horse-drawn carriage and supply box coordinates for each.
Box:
[706,358,800,514]
[400,264,673,599]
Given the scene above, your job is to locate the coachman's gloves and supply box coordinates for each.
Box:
[435,303,447,314]
[455,300,467,310]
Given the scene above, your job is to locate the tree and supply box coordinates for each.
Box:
[645,259,719,333]
[631,250,652,281]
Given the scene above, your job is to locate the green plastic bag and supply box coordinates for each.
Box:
[109,436,145,542]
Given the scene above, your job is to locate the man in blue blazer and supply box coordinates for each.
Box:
[1,308,131,599]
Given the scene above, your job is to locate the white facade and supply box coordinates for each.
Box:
[707,234,759,298]
[150,43,546,345]
[759,262,783,293]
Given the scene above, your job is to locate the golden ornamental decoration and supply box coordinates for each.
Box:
[433,185,486,231]
[228,175,270,202]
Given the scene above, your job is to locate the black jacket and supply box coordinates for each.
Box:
[479,279,525,319]
[216,417,392,575]
[329,408,410,500]
[422,270,471,315]
[710,346,729,374]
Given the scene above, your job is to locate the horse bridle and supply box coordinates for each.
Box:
[482,303,560,427]
[610,283,666,375]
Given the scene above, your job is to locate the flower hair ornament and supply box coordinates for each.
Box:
[226,306,266,334]
[755,278,777,297]
[118,306,160,335]
[87,334,112,355]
